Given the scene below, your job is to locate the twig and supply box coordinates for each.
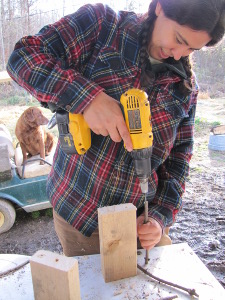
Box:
[137,264,199,298]
[159,296,178,300]
[0,259,30,278]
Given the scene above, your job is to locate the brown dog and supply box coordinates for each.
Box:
[15,107,54,164]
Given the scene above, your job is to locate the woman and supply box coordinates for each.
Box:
[7,0,225,256]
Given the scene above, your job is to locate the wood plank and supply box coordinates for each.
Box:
[0,71,12,83]
[211,125,225,135]
[98,203,137,282]
[30,250,81,300]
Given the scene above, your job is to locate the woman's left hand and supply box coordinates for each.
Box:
[137,216,162,250]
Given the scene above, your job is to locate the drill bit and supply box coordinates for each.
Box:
[144,194,149,264]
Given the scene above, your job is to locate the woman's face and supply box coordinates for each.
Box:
[148,2,211,61]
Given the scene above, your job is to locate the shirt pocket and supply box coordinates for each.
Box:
[156,84,190,117]
[150,86,190,147]
[89,47,138,98]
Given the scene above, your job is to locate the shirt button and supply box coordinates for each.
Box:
[66,105,71,111]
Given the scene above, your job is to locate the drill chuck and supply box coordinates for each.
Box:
[131,147,152,194]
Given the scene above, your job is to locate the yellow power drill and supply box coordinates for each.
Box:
[51,88,153,160]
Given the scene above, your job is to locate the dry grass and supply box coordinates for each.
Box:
[198,91,210,99]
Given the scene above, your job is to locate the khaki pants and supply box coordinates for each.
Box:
[53,210,100,256]
[53,210,171,257]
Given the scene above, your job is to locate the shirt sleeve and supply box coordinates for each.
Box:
[148,91,197,229]
[6,4,107,113]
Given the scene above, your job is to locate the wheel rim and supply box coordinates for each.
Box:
[0,211,4,228]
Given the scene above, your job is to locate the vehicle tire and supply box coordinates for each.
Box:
[0,199,16,234]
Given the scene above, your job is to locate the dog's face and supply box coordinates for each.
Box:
[24,107,49,127]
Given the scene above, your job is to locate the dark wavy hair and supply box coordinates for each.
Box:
[140,0,225,94]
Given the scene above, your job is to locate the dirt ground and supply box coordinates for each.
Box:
[0,98,225,289]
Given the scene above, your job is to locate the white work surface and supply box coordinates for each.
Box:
[0,243,224,300]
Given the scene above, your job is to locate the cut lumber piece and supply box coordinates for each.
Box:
[98,203,137,282]
[211,125,225,135]
[30,250,81,300]
[0,71,12,83]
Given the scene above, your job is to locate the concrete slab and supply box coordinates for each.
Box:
[0,243,224,299]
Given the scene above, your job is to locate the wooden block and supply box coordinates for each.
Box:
[211,125,225,135]
[98,203,137,282]
[30,250,81,300]
[0,71,12,83]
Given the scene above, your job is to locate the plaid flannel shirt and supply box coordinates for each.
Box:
[7,4,198,236]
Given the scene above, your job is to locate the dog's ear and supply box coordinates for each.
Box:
[24,108,36,123]
[35,108,49,125]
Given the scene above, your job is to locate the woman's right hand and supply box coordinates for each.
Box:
[83,91,133,152]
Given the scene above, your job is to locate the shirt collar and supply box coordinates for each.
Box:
[148,57,187,80]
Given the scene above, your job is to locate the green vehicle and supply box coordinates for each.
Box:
[0,125,53,234]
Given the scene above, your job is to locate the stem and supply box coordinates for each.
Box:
[160,296,178,300]
[137,264,199,298]
[0,259,29,278]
